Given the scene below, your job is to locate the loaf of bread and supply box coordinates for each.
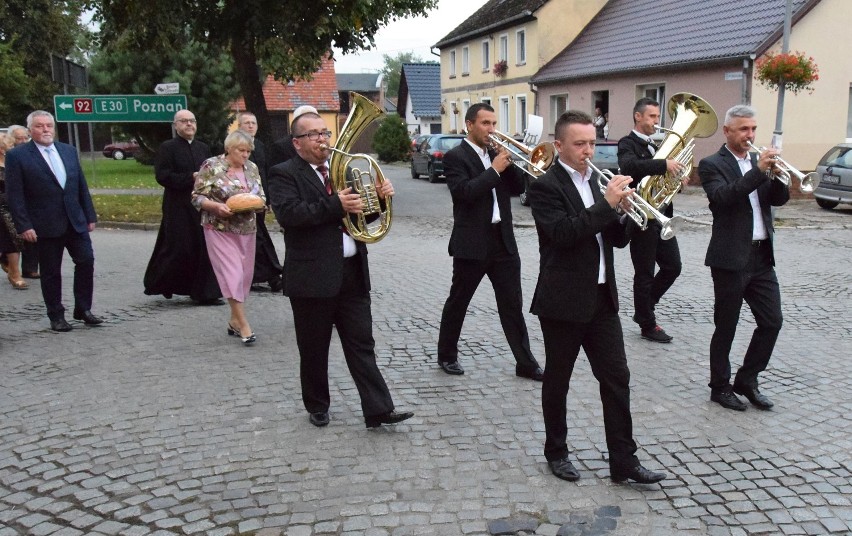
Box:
[226,193,265,213]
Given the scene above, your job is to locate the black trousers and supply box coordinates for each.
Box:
[437,225,538,369]
[36,227,95,320]
[629,220,681,330]
[709,241,782,390]
[251,217,282,284]
[540,284,639,474]
[288,255,394,418]
[21,241,39,274]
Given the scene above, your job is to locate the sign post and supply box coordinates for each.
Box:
[53,94,188,123]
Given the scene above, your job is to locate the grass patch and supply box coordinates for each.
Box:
[93,194,162,224]
[82,158,158,189]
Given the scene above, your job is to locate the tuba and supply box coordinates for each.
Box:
[323,92,392,243]
[636,93,718,213]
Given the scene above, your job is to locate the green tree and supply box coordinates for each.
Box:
[372,114,410,163]
[88,33,239,161]
[86,0,438,144]
[0,42,30,120]
[381,52,424,99]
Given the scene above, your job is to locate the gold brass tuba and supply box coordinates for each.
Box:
[636,92,718,212]
[323,92,392,243]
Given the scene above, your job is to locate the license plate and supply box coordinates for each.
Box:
[822,173,840,184]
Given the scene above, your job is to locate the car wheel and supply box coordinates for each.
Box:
[816,198,838,210]
[427,164,440,183]
[113,150,125,160]
[410,163,419,179]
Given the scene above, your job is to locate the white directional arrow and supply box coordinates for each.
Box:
[59,102,73,110]
[154,83,180,95]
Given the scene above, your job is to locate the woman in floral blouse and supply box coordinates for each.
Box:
[192,130,265,345]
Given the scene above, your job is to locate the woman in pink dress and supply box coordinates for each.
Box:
[192,131,265,345]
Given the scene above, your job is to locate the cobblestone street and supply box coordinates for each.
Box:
[2,164,851,536]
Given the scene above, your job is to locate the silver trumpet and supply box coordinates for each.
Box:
[747,141,820,193]
[585,158,681,241]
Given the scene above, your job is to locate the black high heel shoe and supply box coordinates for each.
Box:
[227,324,240,336]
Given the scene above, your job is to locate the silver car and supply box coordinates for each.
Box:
[813,143,852,209]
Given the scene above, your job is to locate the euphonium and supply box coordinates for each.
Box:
[636,92,718,213]
[323,92,392,243]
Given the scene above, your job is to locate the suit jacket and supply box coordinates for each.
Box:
[617,131,674,217]
[268,136,298,169]
[527,161,630,323]
[268,155,370,298]
[5,140,97,238]
[699,145,790,271]
[444,141,523,260]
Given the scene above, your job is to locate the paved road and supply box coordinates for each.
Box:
[2,163,851,536]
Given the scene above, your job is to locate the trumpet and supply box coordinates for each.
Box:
[585,159,681,241]
[747,141,820,193]
[488,131,556,178]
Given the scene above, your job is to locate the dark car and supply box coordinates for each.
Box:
[410,134,465,183]
[519,140,619,206]
[410,133,429,153]
[102,140,140,160]
[812,143,852,209]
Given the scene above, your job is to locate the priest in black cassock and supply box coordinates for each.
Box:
[143,109,222,303]
[237,112,283,292]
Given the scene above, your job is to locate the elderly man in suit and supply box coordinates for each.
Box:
[527,110,666,485]
[267,111,413,429]
[698,105,789,412]
[617,98,686,343]
[436,103,543,380]
[5,111,102,331]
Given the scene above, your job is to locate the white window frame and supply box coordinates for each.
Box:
[461,46,469,75]
[636,83,666,125]
[481,40,490,72]
[462,99,471,121]
[481,97,491,105]
[551,93,570,135]
[499,96,510,132]
[515,29,526,65]
[498,34,508,62]
[450,100,458,132]
[449,50,457,78]
[516,94,527,134]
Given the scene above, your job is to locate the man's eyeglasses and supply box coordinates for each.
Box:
[295,130,332,141]
[175,118,197,124]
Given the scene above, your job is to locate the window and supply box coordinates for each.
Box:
[462,100,471,121]
[516,29,526,65]
[481,97,491,105]
[499,97,510,132]
[551,94,569,135]
[449,50,456,78]
[461,46,469,75]
[482,41,490,72]
[516,95,527,134]
[637,84,666,125]
[499,34,508,62]
[450,101,458,132]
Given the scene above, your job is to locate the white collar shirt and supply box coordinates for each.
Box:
[725,146,768,240]
[312,161,358,257]
[632,129,656,156]
[558,159,607,283]
[464,139,501,223]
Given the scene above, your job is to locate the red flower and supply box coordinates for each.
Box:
[755,51,819,95]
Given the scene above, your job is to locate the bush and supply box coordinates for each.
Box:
[372,115,411,163]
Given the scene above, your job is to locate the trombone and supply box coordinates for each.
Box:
[747,141,820,193]
[585,159,681,241]
[488,131,556,178]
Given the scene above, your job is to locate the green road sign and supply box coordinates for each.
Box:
[53,94,188,123]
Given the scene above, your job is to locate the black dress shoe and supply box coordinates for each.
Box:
[641,325,673,342]
[710,387,747,411]
[548,457,580,482]
[50,318,73,332]
[611,464,667,484]
[308,412,330,427]
[438,361,464,375]
[73,310,104,325]
[516,365,544,381]
[733,383,774,409]
[365,410,414,428]
[268,277,283,293]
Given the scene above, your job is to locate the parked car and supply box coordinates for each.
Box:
[812,143,852,210]
[519,140,620,206]
[410,134,465,183]
[102,140,140,160]
[410,133,428,153]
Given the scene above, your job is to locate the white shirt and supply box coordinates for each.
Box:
[725,146,768,240]
[558,159,607,283]
[312,162,358,257]
[36,143,68,186]
[464,139,501,223]
[631,130,656,156]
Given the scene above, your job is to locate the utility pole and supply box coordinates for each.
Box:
[772,0,794,149]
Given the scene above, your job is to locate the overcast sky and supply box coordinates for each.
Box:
[332,0,486,73]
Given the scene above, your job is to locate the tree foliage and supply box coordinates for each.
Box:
[86,0,437,143]
[372,114,411,163]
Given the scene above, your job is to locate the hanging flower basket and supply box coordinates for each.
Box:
[493,59,508,78]
[755,51,819,95]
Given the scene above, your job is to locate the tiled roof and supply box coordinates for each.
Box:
[533,0,818,84]
[336,73,382,93]
[434,0,548,48]
[232,56,339,113]
[399,63,441,118]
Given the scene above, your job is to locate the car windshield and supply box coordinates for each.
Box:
[437,138,463,151]
[819,146,852,169]
[593,145,618,167]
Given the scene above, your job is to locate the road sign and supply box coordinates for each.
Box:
[155,83,180,95]
[53,94,188,123]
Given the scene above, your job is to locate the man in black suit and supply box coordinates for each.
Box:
[143,109,221,304]
[268,105,318,169]
[698,105,789,412]
[5,111,102,331]
[436,103,543,380]
[237,112,283,293]
[527,110,666,485]
[268,111,413,429]
[617,98,685,343]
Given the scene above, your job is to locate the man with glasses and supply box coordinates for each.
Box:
[144,109,222,304]
[268,112,414,430]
